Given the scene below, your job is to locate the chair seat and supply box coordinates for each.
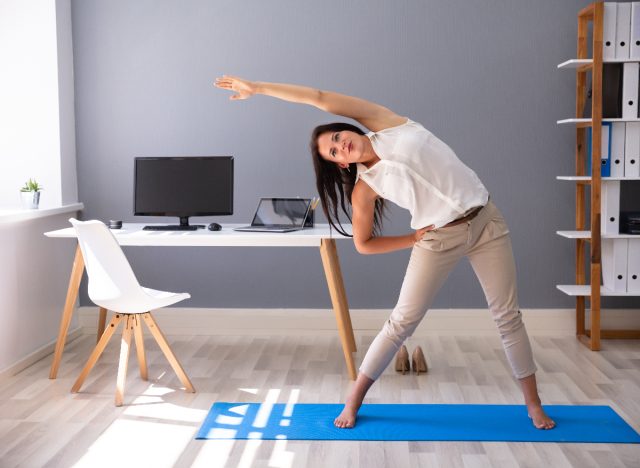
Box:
[95,288,190,314]
[140,287,191,311]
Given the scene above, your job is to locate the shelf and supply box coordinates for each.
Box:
[558,58,640,68]
[601,118,640,122]
[556,230,640,239]
[556,176,640,181]
[557,118,640,125]
[557,118,592,125]
[557,285,640,296]
[557,59,593,69]
[557,176,591,181]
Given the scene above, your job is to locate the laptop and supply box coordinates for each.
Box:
[233,197,312,233]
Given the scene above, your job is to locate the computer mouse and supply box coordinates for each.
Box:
[207,222,222,231]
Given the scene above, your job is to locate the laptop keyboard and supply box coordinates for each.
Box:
[246,226,296,230]
[234,225,302,231]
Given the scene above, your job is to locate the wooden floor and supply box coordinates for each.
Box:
[0,332,639,467]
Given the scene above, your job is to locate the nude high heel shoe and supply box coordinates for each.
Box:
[411,346,428,375]
[395,345,410,375]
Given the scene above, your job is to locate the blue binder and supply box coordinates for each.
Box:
[586,122,612,177]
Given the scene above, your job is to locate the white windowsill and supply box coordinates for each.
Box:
[0,203,83,224]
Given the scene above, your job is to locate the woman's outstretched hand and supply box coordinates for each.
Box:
[413,225,435,243]
[214,75,257,100]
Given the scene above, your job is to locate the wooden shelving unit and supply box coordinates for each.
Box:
[557,2,640,350]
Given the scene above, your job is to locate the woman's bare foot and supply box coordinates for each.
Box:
[519,373,555,429]
[334,372,375,429]
[334,402,359,428]
[528,404,556,430]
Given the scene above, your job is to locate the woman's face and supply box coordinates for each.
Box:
[316,130,364,169]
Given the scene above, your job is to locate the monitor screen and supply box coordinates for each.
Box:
[134,157,233,217]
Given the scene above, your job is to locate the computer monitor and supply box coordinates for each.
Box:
[134,156,233,230]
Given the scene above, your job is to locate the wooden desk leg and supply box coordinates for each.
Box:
[320,239,357,381]
[49,243,85,379]
[97,308,107,343]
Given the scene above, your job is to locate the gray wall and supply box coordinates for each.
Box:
[71,0,640,309]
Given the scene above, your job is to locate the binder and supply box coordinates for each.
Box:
[601,180,620,235]
[586,122,611,177]
[622,62,639,119]
[611,122,626,177]
[632,2,640,59]
[628,239,640,293]
[582,65,593,119]
[584,64,624,118]
[602,63,623,118]
[625,122,640,177]
[602,239,628,292]
[621,211,640,234]
[604,2,618,61]
[616,2,632,60]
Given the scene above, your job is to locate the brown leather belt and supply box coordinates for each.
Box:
[442,204,484,228]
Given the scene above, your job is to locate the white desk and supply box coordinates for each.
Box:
[45,223,357,380]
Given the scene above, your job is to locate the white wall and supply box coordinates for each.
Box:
[0,211,80,374]
[0,0,77,208]
[0,0,81,376]
[56,0,78,205]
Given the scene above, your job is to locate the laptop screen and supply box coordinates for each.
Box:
[251,198,311,226]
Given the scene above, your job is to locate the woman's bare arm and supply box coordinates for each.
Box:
[351,181,432,255]
[214,75,406,132]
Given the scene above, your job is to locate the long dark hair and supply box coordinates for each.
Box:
[310,122,386,237]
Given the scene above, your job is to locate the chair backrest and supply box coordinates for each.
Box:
[69,218,142,305]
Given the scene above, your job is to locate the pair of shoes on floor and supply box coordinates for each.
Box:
[395,345,428,375]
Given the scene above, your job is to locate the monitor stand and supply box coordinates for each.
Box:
[143,216,205,231]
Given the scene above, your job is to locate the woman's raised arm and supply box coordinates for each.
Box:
[214,75,406,132]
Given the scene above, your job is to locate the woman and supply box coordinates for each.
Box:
[214,75,556,430]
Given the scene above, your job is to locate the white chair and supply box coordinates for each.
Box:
[68,218,195,406]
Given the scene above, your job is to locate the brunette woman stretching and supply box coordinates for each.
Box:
[215,75,555,430]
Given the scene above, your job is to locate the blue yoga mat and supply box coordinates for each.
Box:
[196,403,640,443]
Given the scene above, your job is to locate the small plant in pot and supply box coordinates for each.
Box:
[20,178,43,209]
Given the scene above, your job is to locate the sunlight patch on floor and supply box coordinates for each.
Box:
[72,418,195,468]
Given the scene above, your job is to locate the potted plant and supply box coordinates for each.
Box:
[20,178,43,209]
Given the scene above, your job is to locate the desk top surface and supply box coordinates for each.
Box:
[44,223,352,247]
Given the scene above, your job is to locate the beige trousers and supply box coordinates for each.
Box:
[359,199,537,381]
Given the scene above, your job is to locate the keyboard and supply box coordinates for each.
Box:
[143,225,199,231]
[233,225,302,233]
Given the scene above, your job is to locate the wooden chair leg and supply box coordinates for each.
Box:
[71,313,124,393]
[115,315,134,407]
[142,313,195,392]
[97,307,108,343]
[133,314,148,380]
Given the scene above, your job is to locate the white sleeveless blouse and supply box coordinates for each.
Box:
[356,119,489,229]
